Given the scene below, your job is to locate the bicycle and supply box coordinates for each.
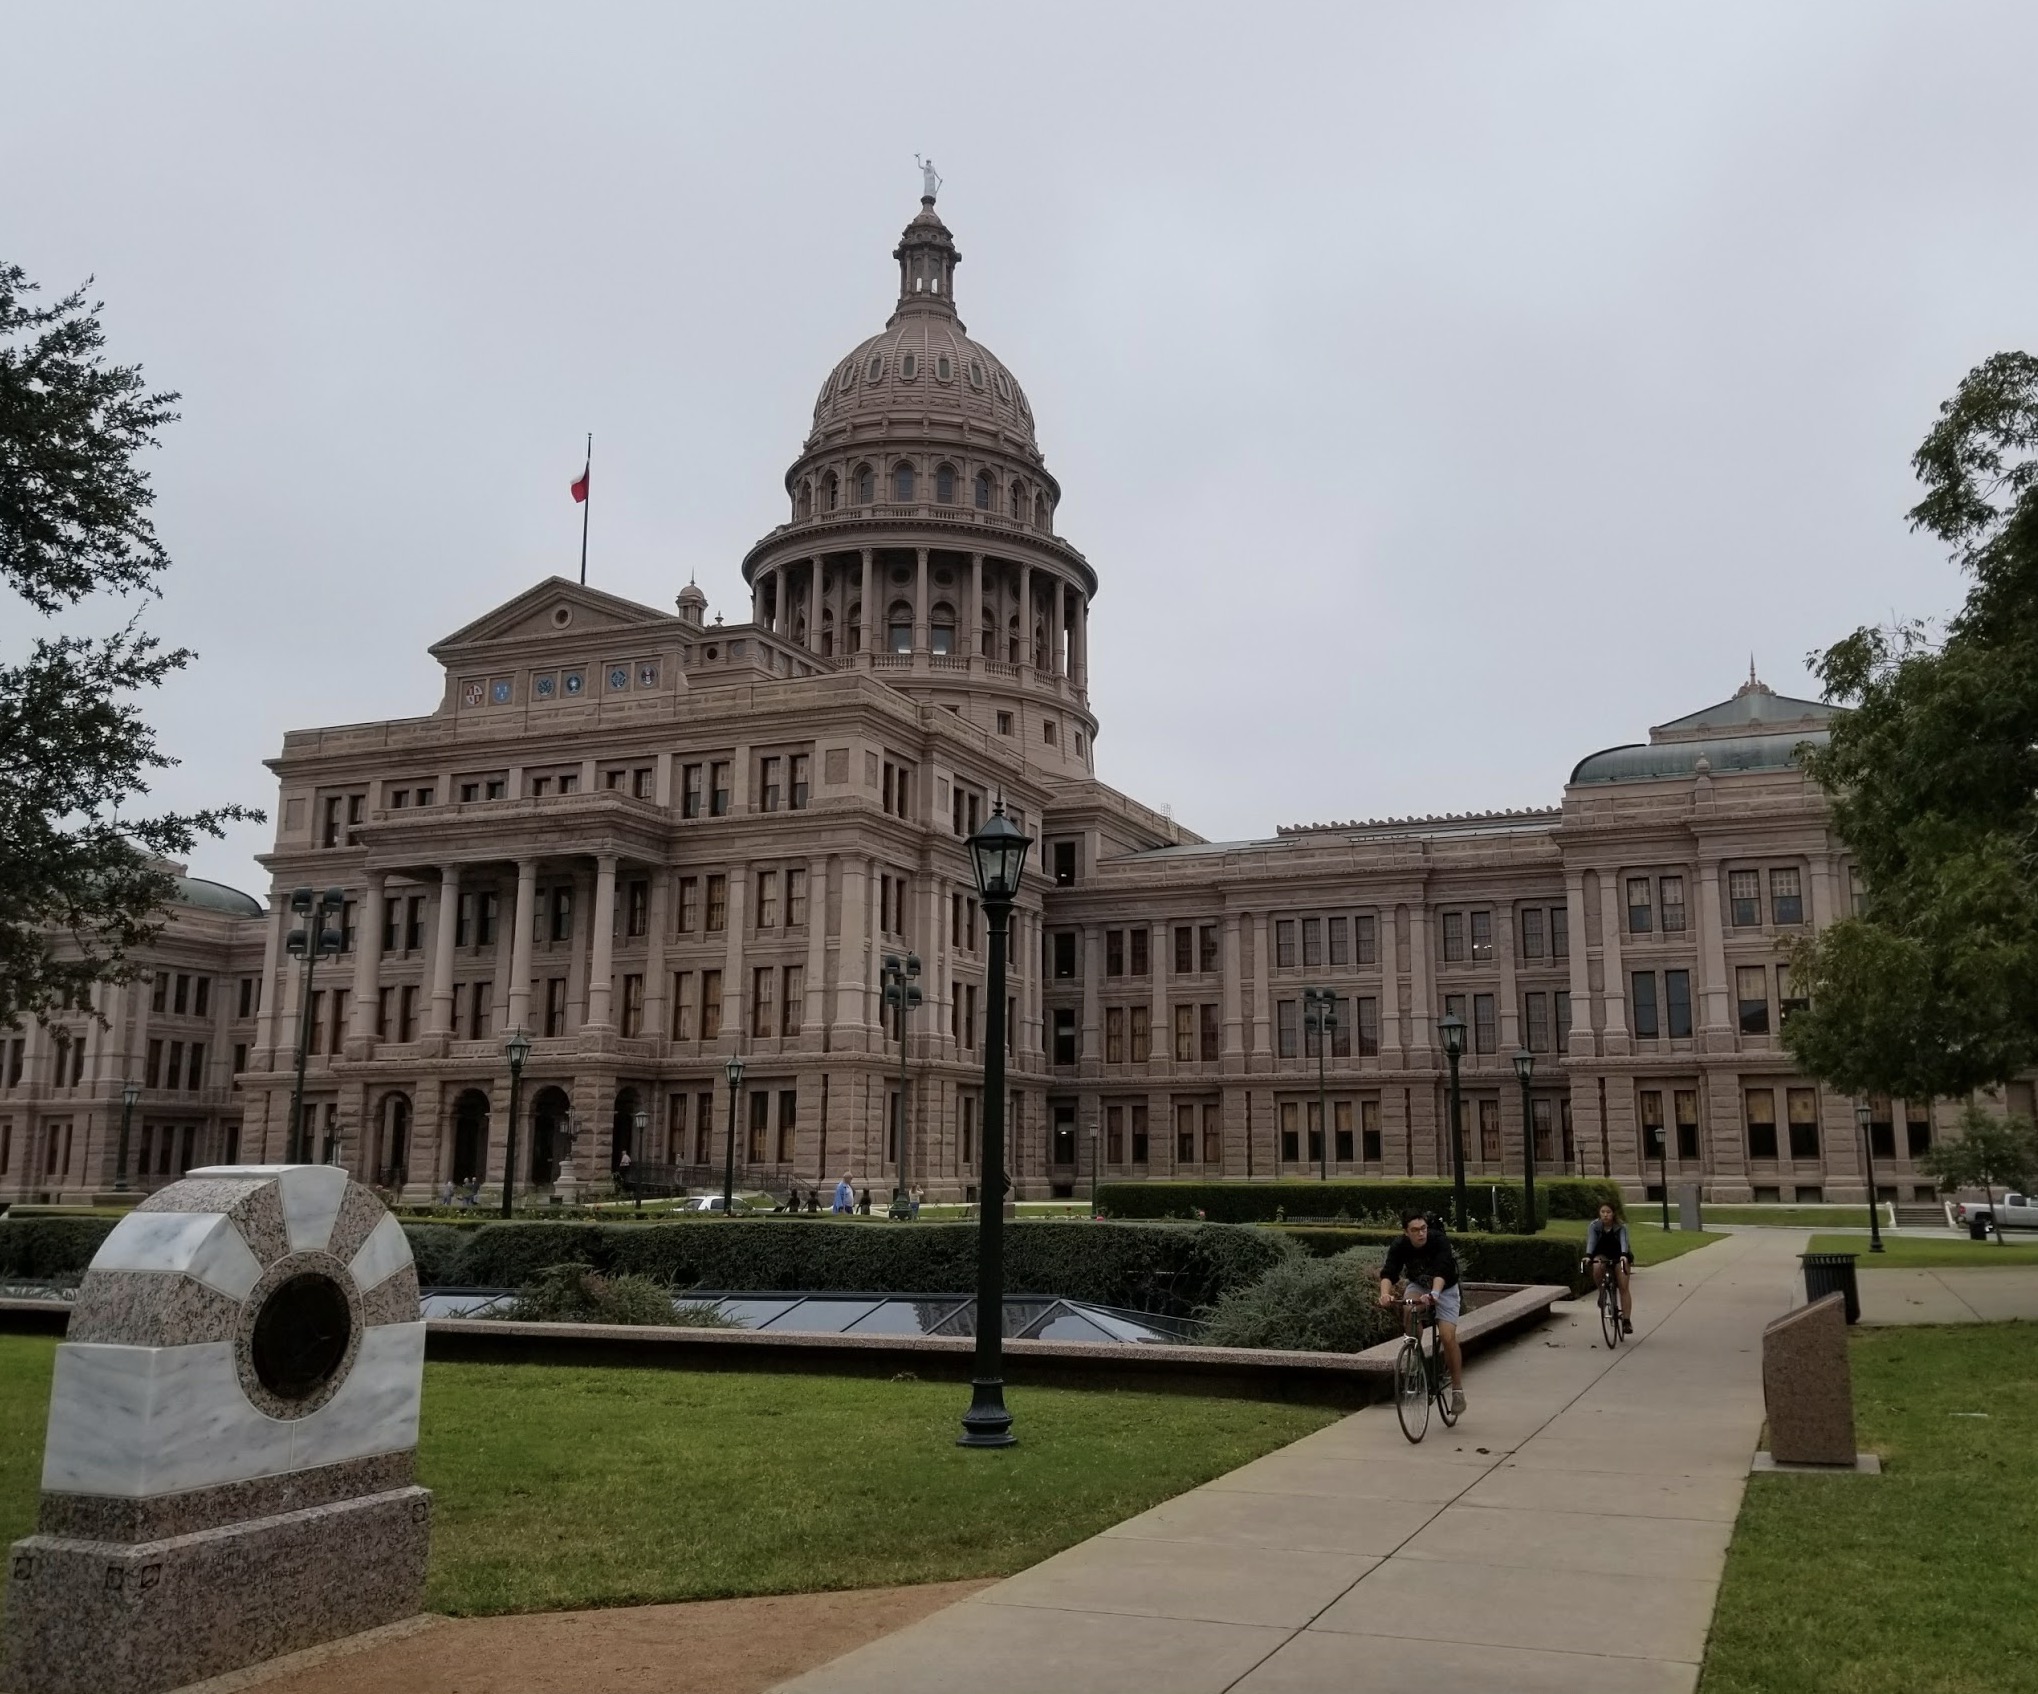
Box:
[1393,1289,1459,1443]
[1587,1255,1629,1349]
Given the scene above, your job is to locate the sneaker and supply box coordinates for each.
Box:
[1450,1389,1466,1415]
[1622,1318,1634,1334]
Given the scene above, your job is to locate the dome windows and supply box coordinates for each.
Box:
[1009,480,1025,521]
[866,353,884,382]
[968,360,985,389]
[935,463,956,505]
[855,464,875,504]
[823,472,839,511]
[936,355,951,381]
[901,352,918,380]
[994,371,1011,401]
[892,461,916,502]
[839,363,856,392]
[974,471,993,509]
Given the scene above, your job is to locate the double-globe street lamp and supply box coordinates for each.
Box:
[881,954,924,1216]
[285,887,346,1163]
[1511,1047,1540,1233]
[1438,1011,1469,1231]
[959,802,1030,1450]
[1301,988,1337,1181]
[500,1029,532,1217]
[1854,1099,1886,1253]
[722,1053,744,1218]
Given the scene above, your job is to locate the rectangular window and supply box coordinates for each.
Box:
[676,877,700,933]
[1052,1008,1077,1065]
[1665,969,1692,1039]
[781,966,804,1036]
[1771,868,1804,926]
[1275,919,1297,969]
[1777,964,1807,1023]
[1200,1003,1220,1062]
[1520,907,1544,960]
[468,979,493,1040]
[375,986,391,1039]
[1130,928,1149,976]
[407,895,426,951]
[1478,1097,1501,1161]
[1729,870,1761,927]
[1675,1089,1700,1160]
[1906,1110,1932,1159]
[194,977,211,1017]
[1737,965,1770,1035]
[1276,999,1298,1059]
[1104,1103,1123,1165]
[394,985,415,1042]
[1531,1096,1554,1161]
[174,974,190,1015]
[1106,930,1124,976]
[1640,1089,1665,1159]
[1355,913,1378,965]
[540,978,564,1038]
[758,755,782,813]
[669,972,694,1040]
[748,1090,769,1162]
[1177,1102,1197,1165]
[751,968,774,1038]
[774,1089,796,1162]
[1551,905,1569,959]
[1200,924,1219,973]
[1045,931,1073,979]
[681,763,703,818]
[1473,992,1496,1054]
[756,870,779,929]
[1105,1005,1125,1063]
[1174,1003,1194,1062]
[1131,1101,1149,1164]
[1301,917,1322,968]
[456,892,474,947]
[1524,991,1550,1053]
[1174,926,1193,976]
[1787,1088,1820,1159]
[705,875,727,933]
[1660,875,1687,933]
[1631,972,1658,1039]
[548,888,571,943]
[1280,1100,1300,1164]
[1362,1098,1383,1163]
[621,974,645,1038]
[1130,1005,1150,1063]
[237,976,255,1019]
[789,753,810,810]
[1746,1088,1779,1159]
[1627,876,1653,934]
[1356,995,1379,1056]
[625,880,649,938]
[1328,915,1349,966]
[478,891,499,945]
[1555,990,1572,1050]
[787,867,808,926]
[1470,911,1493,963]
[1440,911,1465,963]
[699,971,722,1040]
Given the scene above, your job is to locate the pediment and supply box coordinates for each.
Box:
[430,578,681,659]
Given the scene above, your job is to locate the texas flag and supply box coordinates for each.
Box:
[570,462,590,503]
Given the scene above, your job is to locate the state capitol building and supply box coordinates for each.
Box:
[8,190,2015,1209]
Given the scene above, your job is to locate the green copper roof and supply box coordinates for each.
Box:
[1569,729,1829,786]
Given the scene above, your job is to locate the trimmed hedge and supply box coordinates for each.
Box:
[1202,1247,1400,1353]
[433,1218,1294,1318]
[1095,1178,1621,1229]
[0,1216,119,1279]
[1279,1226,1587,1293]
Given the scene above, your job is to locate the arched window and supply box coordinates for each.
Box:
[931,601,956,656]
[974,471,992,510]
[901,352,917,379]
[888,599,913,656]
[823,471,839,512]
[1034,492,1050,532]
[981,609,997,658]
[866,353,884,381]
[893,461,916,502]
[935,464,956,505]
[795,480,812,520]
[1009,481,1025,521]
[820,608,835,658]
[937,355,951,381]
[855,464,875,504]
[847,601,862,655]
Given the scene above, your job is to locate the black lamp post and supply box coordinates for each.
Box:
[1438,1011,1468,1231]
[1512,1047,1539,1233]
[1089,1126,1100,1218]
[1855,1099,1885,1253]
[722,1053,744,1218]
[284,886,346,1163]
[960,802,1029,1449]
[114,1081,140,1193]
[632,1108,649,1210]
[500,1029,530,1218]
[1302,987,1336,1181]
[881,954,924,1216]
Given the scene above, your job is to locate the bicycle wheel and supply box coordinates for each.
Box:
[1600,1283,1623,1349]
[1434,1330,1460,1427]
[1394,1337,1430,1442]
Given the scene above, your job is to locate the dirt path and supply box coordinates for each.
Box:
[234,1581,992,1694]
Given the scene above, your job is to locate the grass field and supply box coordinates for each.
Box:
[1806,1232,2038,1268]
[1541,1216,1724,1267]
[0,1335,1334,1617]
[1700,1322,2038,1694]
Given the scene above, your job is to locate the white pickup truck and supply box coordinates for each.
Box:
[1952,1193,2038,1232]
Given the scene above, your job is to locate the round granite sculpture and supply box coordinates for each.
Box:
[3,1165,431,1694]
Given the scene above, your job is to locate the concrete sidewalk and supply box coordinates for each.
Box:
[777,1231,1804,1694]
[1856,1264,2038,1325]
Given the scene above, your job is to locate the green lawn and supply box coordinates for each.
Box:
[1542,1217,1724,1267]
[1806,1232,2038,1268]
[1700,1323,2038,1694]
[0,1336,1335,1617]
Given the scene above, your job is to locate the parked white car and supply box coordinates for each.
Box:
[674,1194,751,1215]
[1953,1194,2038,1232]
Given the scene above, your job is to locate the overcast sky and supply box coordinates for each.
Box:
[7,2,2033,893]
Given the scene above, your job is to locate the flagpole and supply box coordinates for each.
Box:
[579,433,592,585]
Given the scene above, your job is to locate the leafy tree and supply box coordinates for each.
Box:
[1918,1107,2038,1244]
[1786,352,2038,1109]
[0,264,257,1028]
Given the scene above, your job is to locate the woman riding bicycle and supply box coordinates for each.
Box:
[1377,1210,1465,1415]
[1584,1202,1634,1334]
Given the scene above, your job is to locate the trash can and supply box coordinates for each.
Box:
[1800,1252,1860,1325]
[1969,1215,1990,1242]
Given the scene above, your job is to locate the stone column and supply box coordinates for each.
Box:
[1598,871,1630,1050]
[507,859,538,1033]
[1409,903,1434,1055]
[969,553,984,665]
[751,570,766,628]
[428,865,461,1036]
[1220,913,1244,1058]
[644,869,671,1041]
[1017,564,1034,672]
[254,899,289,1068]
[721,869,748,1047]
[1249,913,1272,1072]
[808,556,825,652]
[351,876,386,1041]
[1150,916,1170,1077]
[1080,922,1101,1079]
[836,858,870,1042]
[587,855,618,1027]
[859,549,875,659]
[1497,897,1519,1050]
[1696,860,1732,1043]
[803,857,829,1043]
[1053,577,1067,676]
[1565,870,1593,1054]
[913,548,930,655]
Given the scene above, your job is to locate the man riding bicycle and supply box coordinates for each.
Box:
[1584,1201,1634,1334]
[1377,1210,1465,1415]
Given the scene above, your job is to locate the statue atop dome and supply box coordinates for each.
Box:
[916,154,942,202]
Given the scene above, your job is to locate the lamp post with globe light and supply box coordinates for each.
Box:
[722,1053,745,1218]
[1855,1100,1885,1253]
[499,1030,531,1217]
[1439,1011,1468,1231]
[1512,1047,1539,1232]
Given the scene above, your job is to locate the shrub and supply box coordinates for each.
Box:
[507,1264,701,1327]
[1094,1179,1620,1229]
[1280,1226,1586,1292]
[444,1219,1293,1318]
[0,1216,119,1279]
[1202,1248,1399,1354]
[402,1224,470,1286]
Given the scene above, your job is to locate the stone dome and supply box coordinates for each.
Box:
[804,196,1041,459]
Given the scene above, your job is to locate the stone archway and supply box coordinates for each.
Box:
[611,1087,641,1172]
[374,1092,412,1188]
[530,1086,572,1185]
[450,1089,490,1185]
